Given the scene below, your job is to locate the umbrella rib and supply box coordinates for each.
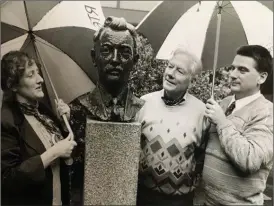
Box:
[30,1,62,29]
[2,23,27,36]
[6,26,26,34]
[222,2,231,8]
[33,36,94,84]
[34,37,64,53]
[21,36,32,51]
[222,9,240,21]
[23,1,32,31]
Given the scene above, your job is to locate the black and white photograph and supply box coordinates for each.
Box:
[1,1,273,206]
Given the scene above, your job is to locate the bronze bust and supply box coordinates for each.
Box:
[68,17,145,205]
[71,16,144,122]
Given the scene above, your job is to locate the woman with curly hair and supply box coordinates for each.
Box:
[1,51,77,205]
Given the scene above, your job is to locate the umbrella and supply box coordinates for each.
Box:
[1,1,105,108]
[136,1,273,97]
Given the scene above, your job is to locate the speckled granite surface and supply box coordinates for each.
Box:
[83,120,141,205]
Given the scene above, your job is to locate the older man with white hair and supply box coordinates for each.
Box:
[136,47,210,206]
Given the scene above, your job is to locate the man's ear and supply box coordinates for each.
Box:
[258,72,268,85]
[133,54,139,64]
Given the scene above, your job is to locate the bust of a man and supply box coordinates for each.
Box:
[75,16,144,122]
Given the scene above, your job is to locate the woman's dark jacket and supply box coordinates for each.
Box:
[1,100,70,205]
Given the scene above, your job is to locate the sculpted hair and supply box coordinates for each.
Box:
[170,47,203,76]
[93,16,138,55]
[236,45,273,75]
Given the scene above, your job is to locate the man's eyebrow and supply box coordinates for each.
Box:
[120,44,132,48]
[120,43,130,46]
[101,43,132,49]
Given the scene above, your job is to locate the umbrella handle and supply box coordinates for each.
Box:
[51,125,74,166]
[62,114,73,135]
[210,2,223,99]
[64,157,74,166]
[62,114,74,166]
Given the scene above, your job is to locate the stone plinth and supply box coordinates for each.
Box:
[83,120,141,205]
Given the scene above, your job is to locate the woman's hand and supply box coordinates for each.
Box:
[55,99,70,121]
[52,133,77,158]
[41,133,76,168]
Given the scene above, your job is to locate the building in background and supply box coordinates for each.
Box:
[101,1,160,26]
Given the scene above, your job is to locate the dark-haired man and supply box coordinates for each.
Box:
[203,45,273,205]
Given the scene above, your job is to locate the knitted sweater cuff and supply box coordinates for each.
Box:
[216,118,233,134]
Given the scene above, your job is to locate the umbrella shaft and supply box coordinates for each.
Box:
[32,40,59,100]
[211,5,222,98]
[32,39,73,135]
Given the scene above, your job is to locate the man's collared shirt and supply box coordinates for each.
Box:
[161,90,187,106]
[228,91,262,114]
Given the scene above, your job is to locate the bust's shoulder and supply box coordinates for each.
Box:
[75,88,101,107]
[130,92,145,108]
[77,91,93,102]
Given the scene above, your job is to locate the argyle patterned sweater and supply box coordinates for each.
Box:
[136,90,209,195]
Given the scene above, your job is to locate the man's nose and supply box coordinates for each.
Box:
[229,68,238,79]
[166,67,176,78]
[112,48,119,64]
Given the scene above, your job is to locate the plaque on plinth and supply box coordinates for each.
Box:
[83,119,141,205]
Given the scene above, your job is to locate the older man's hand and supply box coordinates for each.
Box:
[205,98,226,125]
